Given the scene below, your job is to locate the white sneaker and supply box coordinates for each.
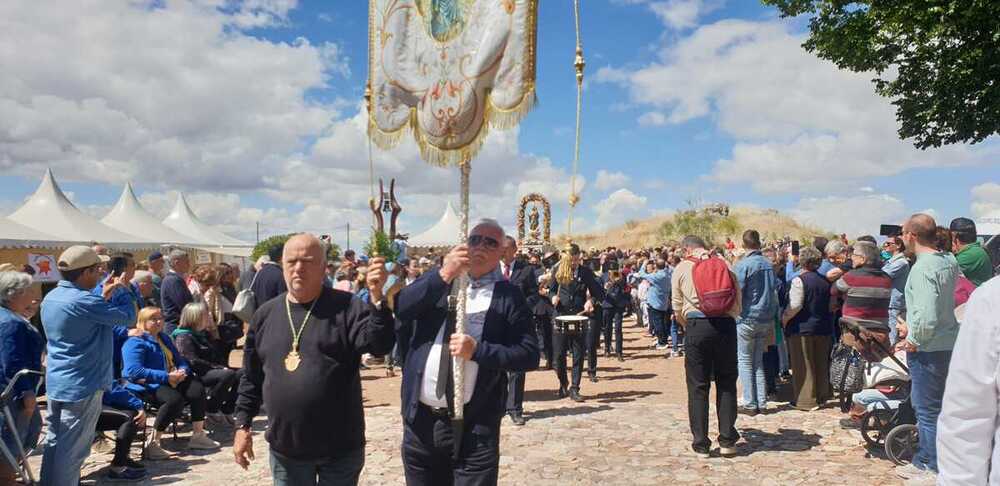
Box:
[895,463,934,480]
[144,437,171,460]
[719,445,738,457]
[188,431,220,450]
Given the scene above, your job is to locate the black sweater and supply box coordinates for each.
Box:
[234,288,394,460]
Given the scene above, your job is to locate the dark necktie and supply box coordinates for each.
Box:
[435,316,455,401]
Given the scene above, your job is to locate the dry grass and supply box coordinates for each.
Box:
[559,207,829,249]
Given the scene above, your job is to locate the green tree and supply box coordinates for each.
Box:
[251,234,340,262]
[762,0,1000,148]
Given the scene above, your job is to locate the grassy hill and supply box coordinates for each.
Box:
[560,206,831,249]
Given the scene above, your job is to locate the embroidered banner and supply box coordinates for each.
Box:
[368,0,538,167]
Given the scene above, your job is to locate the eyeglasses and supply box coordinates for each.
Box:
[468,234,500,249]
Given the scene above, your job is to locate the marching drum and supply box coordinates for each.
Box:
[553,315,588,335]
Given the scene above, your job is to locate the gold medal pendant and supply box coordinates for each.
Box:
[284,350,301,372]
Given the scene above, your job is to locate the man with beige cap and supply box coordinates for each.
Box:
[37,245,136,486]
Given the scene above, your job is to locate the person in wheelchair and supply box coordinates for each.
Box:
[123,307,219,460]
[0,270,43,485]
[171,302,240,429]
[840,351,909,429]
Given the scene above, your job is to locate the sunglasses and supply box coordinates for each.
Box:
[468,234,500,249]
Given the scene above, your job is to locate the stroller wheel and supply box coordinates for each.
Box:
[860,411,889,448]
[885,424,919,465]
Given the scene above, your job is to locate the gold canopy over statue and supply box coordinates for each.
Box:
[368,0,538,167]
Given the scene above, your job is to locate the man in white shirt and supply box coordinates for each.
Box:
[936,275,1000,485]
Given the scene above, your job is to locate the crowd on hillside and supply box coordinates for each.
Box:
[0,212,997,485]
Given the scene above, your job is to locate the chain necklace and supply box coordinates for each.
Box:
[284,296,318,372]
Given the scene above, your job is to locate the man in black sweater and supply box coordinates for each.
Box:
[160,249,192,334]
[232,234,394,486]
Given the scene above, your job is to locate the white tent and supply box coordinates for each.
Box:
[162,193,250,247]
[0,217,65,248]
[408,201,461,248]
[7,169,155,246]
[101,183,207,246]
[977,211,1000,237]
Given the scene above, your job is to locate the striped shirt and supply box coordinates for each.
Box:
[834,267,892,329]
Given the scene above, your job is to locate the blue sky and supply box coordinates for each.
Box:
[2,0,998,248]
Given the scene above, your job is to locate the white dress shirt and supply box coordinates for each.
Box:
[419,270,499,408]
[937,276,1000,485]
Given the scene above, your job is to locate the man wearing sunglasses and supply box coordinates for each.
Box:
[395,219,539,486]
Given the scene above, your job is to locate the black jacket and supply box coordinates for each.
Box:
[395,269,539,435]
[547,264,606,315]
[506,260,540,308]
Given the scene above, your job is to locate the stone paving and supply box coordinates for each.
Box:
[25,318,903,485]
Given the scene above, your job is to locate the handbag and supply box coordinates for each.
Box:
[829,342,866,394]
[231,270,260,322]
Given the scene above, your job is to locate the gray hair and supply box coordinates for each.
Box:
[167,249,189,265]
[824,240,847,258]
[681,235,708,250]
[0,272,33,309]
[471,218,506,239]
[799,246,823,271]
[179,301,209,330]
[131,270,153,285]
[853,241,881,267]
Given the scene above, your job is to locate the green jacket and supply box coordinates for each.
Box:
[955,241,993,287]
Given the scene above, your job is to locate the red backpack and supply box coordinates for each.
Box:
[688,256,737,317]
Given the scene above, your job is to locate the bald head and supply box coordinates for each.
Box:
[904,213,937,247]
[283,233,326,302]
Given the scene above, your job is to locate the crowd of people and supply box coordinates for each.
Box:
[0,211,996,485]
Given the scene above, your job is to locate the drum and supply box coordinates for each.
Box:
[554,315,588,335]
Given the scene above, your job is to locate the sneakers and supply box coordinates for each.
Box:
[691,447,711,459]
[589,374,599,383]
[719,445,738,457]
[655,343,670,351]
[144,437,171,460]
[106,466,146,482]
[738,407,760,417]
[508,412,526,426]
[895,463,936,480]
[569,388,584,403]
[188,431,221,450]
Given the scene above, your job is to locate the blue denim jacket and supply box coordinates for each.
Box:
[637,267,672,312]
[882,253,909,312]
[41,280,137,402]
[0,307,44,400]
[734,251,779,322]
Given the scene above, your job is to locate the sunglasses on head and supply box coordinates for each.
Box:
[468,234,500,249]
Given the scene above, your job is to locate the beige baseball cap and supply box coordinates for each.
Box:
[58,245,110,271]
[0,263,17,273]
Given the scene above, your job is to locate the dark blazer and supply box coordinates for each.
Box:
[506,259,540,308]
[395,268,539,435]
[160,272,192,334]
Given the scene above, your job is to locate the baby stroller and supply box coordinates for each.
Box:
[836,319,919,465]
[0,369,45,485]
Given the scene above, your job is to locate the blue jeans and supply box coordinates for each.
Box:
[888,309,902,345]
[39,391,103,486]
[671,315,684,353]
[737,319,771,409]
[648,307,669,346]
[270,447,364,486]
[908,350,952,473]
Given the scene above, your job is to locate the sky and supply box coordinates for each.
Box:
[1,0,998,249]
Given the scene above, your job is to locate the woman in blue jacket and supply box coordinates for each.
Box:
[0,271,43,482]
[122,307,218,459]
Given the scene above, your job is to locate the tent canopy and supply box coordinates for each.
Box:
[407,201,462,248]
[977,211,1000,237]
[162,193,250,247]
[102,183,208,246]
[8,169,155,246]
[0,217,66,248]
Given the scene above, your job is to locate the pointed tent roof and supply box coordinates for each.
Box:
[407,201,462,248]
[101,183,208,245]
[7,169,154,245]
[162,193,250,247]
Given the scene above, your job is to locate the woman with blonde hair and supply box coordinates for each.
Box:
[172,302,239,428]
[122,307,218,459]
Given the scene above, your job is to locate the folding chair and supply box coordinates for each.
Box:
[0,369,45,486]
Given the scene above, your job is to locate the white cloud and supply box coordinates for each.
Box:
[594,170,631,191]
[638,111,667,127]
[790,194,906,237]
[597,19,995,194]
[593,189,649,230]
[649,0,723,31]
[971,183,1000,218]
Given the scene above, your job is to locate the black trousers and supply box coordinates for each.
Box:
[552,330,585,391]
[401,406,500,486]
[202,367,240,414]
[147,376,207,431]
[684,317,740,451]
[602,308,624,356]
[586,308,602,376]
[96,407,138,467]
[505,372,524,414]
[534,315,553,366]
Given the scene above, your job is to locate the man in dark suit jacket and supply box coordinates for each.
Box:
[160,250,192,334]
[499,236,539,426]
[396,220,539,486]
